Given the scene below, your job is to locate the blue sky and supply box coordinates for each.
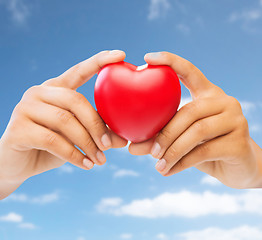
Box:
[0,0,262,239]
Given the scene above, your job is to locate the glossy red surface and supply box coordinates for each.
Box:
[94,61,181,142]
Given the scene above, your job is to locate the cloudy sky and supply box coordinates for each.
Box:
[0,0,262,240]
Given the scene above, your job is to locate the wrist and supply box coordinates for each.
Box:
[246,138,262,188]
[0,179,24,200]
[0,137,30,185]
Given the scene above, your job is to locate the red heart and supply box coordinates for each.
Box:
[94,61,181,143]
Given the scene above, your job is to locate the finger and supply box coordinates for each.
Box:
[165,133,234,176]
[150,98,226,159]
[128,138,155,155]
[108,129,129,149]
[31,86,112,152]
[23,101,107,166]
[23,121,94,170]
[44,50,126,90]
[155,112,236,175]
[144,52,222,98]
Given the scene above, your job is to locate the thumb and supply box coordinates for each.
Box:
[144,52,216,98]
[44,50,126,90]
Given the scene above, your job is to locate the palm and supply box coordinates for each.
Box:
[196,156,255,188]
[0,139,65,182]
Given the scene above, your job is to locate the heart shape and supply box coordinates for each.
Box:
[94,61,181,143]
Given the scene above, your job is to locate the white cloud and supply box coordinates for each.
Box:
[239,100,256,117]
[229,1,262,32]
[3,193,28,202]
[176,23,190,34]
[229,9,262,22]
[109,164,119,170]
[250,124,261,133]
[18,222,36,230]
[195,16,205,28]
[97,190,262,218]
[0,212,23,223]
[113,169,140,178]
[0,0,30,25]
[156,233,169,240]
[201,175,221,186]
[76,237,86,240]
[120,233,133,239]
[3,191,60,204]
[148,0,170,20]
[0,212,37,229]
[178,225,262,240]
[31,192,60,204]
[58,164,75,174]
[96,197,123,213]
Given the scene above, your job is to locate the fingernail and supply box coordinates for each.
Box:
[146,52,161,59]
[109,50,123,55]
[155,159,166,172]
[96,150,106,164]
[83,158,94,170]
[101,133,112,148]
[151,142,161,158]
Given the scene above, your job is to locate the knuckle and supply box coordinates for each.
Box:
[5,116,27,142]
[240,139,251,156]
[71,64,86,82]
[228,96,242,111]
[68,148,81,163]
[71,91,86,106]
[186,60,196,72]
[13,101,35,118]
[42,78,58,86]
[159,127,173,141]
[44,132,57,147]
[13,102,24,115]
[85,136,96,151]
[90,117,105,132]
[56,109,73,125]
[177,160,186,171]
[71,63,81,73]
[232,137,249,159]
[197,143,209,157]
[209,86,225,97]
[95,51,112,68]
[194,121,206,135]
[23,85,40,99]
[180,102,191,112]
[77,71,86,84]
[166,146,178,160]
[98,50,109,56]
[236,116,249,133]
[161,51,171,60]
[181,100,200,116]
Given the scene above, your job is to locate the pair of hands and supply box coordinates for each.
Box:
[0,50,261,200]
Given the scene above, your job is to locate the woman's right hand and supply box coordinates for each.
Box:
[0,50,128,199]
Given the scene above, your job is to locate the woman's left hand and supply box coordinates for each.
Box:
[128,51,262,189]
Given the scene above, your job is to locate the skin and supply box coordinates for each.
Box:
[0,50,128,200]
[1,50,262,200]
[129,51,262,189]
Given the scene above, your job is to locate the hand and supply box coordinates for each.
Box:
[0,50,128,199]
[129,51,262,189]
